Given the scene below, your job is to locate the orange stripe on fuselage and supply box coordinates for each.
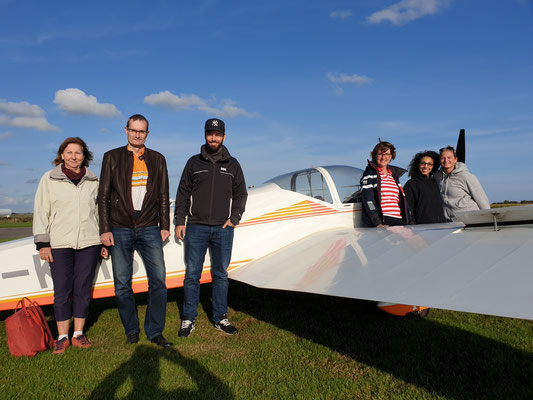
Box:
[238,200,355,228]
[0,259,252,311]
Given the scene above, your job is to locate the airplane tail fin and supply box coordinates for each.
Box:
[456,129,465,163]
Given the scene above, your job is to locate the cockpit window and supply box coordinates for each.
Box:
[293,170,333,203]
[265,168,333,203]
[265,165,363,204]
[322,166,363,203]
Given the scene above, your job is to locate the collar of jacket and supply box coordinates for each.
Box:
[201,144,231,163]
[49,164,97,182]
[366,160,407,179]
[411,174,434,181]
[124,145,147,157]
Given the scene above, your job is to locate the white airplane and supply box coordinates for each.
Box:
[1,164,532,320]
[0,209,12,218]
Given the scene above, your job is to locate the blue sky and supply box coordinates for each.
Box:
[1,0,532,212]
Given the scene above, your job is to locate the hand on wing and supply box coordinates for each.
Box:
[376,224,390,228]
[100,232,115,247]
[176,225,186,241]
[161,229,171,242]
[39,247,53,263]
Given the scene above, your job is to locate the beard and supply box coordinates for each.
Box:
[205,140,223,153]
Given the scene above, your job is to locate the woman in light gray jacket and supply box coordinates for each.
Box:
[434,146,490,221]
[33,137,105,354]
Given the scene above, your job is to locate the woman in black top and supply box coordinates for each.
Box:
[403,151,446,224]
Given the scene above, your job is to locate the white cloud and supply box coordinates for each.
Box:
[0,161,8,166]
[0,100,45,117]
[327,72,372,84]
[0,192,33,208]
[0,116,59,131]
[330,10,352,20]
[144,91,205,108]
[366,0,450,26]
[0,194,18,206]
[54,88,121,118]
[0,131,14,140]
[144,90,258,118]
[0,100,59,132]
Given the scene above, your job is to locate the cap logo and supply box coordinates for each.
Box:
[212,120,219,127]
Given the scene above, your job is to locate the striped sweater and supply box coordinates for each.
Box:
[360,160,411,227]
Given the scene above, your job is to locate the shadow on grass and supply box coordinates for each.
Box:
[229,281,533,400]
[87,345,234,400]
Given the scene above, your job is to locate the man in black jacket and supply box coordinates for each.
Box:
[175,118,247,337]
[99,114,172,348]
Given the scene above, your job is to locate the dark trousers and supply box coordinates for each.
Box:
[50,245,101,321]
[383,216,406,226]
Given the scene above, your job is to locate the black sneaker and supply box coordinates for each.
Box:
[151,334,173,348]
[178,320,195,337]
[126,332,140,344]
[214,318,238,335]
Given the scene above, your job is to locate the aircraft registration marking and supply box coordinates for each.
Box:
[2,269,30,279]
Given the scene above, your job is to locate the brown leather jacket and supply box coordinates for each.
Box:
[98,146,170,234]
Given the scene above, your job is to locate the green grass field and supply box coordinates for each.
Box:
[0,221,32,228]
[1,284,532,400]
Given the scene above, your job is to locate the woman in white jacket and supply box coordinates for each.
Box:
[434,146,490,221]
[33,137,105,354]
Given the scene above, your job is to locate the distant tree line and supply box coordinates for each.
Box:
[491,200,533,205]
[1,213,33,223]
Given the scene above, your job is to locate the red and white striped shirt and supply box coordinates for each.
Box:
[379,169,402,219]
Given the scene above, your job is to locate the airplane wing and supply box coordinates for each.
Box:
[229,207,533,320]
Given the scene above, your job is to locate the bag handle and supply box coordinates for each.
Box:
[13,297,31,316]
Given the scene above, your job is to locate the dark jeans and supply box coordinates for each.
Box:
[110,226,167,340]
[183,223,234,323]
[50,245,100,321]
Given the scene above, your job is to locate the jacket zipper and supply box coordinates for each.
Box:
[208,162,216,224]
[128,151,136,228]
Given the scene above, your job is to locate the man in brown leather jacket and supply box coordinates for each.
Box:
[98,114,172,348]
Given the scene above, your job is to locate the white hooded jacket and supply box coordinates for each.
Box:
[434,162,490,221]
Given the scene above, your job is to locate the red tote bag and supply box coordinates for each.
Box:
[5,297,55,357]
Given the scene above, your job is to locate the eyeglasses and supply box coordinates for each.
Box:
[419,162,434,166]
[127,128,147,135]
[377,152,392,158]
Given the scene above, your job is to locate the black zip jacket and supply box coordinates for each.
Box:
[98,146,170,233]
[360,160,411,227]
[174,145,247,226]
[403,174,446,224]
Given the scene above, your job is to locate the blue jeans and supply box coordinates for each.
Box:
[110,226,167,339]
[183,223,234,323]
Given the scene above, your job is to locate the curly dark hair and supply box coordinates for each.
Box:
[53,137,93,168]
[408,150,440,177]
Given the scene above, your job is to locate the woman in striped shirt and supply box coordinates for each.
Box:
[360,140,411,227]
